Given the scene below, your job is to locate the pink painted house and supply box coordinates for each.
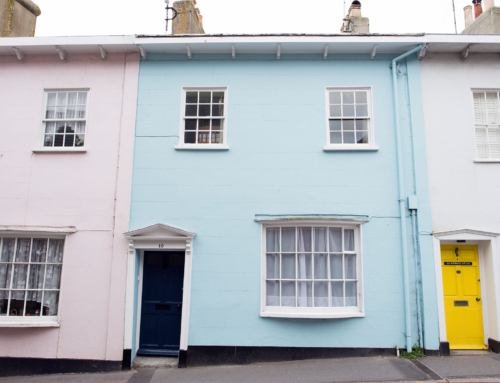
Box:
[0,37,139,375]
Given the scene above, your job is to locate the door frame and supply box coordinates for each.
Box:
[433,229,500,347]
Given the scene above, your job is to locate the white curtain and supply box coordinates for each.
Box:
[329,228,342,252]
[344,229,355,251]
[266,228,280,253]
[297,228,312,307]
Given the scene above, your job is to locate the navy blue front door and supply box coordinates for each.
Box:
[138,252,185,356]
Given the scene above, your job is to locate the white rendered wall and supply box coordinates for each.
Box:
[0,52,139,361]
[420,53,500,343]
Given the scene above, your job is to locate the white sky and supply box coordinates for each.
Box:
[34,0,478,37]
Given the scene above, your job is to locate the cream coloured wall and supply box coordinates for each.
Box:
[0,52,139,361]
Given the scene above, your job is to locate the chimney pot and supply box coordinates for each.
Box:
[349,0,362,18]
[473,0,483,18]
[464,5,473,27]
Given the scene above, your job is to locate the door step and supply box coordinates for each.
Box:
[133,356,178,368]
[450,350,491,356]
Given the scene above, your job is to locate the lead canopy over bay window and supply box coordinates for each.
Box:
[260,221,364,319]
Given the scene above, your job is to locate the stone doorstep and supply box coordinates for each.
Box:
[451,350,493,356]
[132,356,178,369]
[446,379,500,382]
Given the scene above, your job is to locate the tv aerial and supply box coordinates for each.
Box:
[165,0,179,33]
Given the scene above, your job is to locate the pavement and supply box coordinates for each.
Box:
[1,353,500,383]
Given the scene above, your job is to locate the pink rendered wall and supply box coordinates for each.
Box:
[0,52,139,361]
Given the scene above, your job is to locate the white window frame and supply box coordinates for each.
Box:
[0,231,69,327]
[472,89,500,163]
[259,220,365,319]
[323,87,378,151]
[175,87,229,150]
[34,88,90,153]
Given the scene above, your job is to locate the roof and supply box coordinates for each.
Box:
[0,34,500,58]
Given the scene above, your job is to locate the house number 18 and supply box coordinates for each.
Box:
[158,244,164,248]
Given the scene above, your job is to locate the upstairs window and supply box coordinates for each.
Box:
[473,91,500,159]
[325,87,376,150]
[41,90,89,149]
[177,87,228,149]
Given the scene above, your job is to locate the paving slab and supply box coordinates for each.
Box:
[420,356,500,379]
[132,356,177,369]
[151,356,427,383]
[0,371,133,383]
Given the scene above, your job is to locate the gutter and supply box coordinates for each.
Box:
[391,44,423,353]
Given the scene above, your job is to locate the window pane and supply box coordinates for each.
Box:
[314,254,328,279]
[488,127,500,158]
[330,105,341,118]
[343,92,354,104]
[45,122,55,133]
[345,281,357,306]
[343,120,354,130]
[314,227,327,252]
[344,229,355,251]
[266,254,279,279]
[56,107,65,119]
[297,281,312,307]
[47,93,57,106]
[281,228,295,252]
[64,135,75,147]
[44,265,62,290]
[0,264,12,289]
[45,107,55,119]
[185,105,197,116]
[1,238,15,262]
[15,239,31,262]
[31,239,47,263]
[212,105,224,117]
[198,132,210,143]
[475,127,487,158]
[9,291,25,316]
[186,91,198,103]
[356,131,368,144]
[43,291,59,316]
[67,92,77,106]
[26,291,42,316]
[281,254,295,279]
[212,92,224,104]
[297,227,311,252]
[77,122,87,134]
[474,93,485,124]
[185,132,196,144]
[76,106,86,119]
[355,92,367,104]
[0,290,8,316]
[12,264,28,290]
[198,105,210,117]
[66,106,76,119]
[44,135,54,147]
[329,120,341,131]
[356,119,368,130]
[75,134,85,147]
[77,92,87,105]
[57,92,67,106]
[28,264,45,289]
[55,123,65,134]
[330,132,342,144]
[329,228,342,252]
[65,122,75,134]
[330,254,343,279]
[281,281,296,307]
[198,119,210,130]
[486,93,499,124]
[329,92,341,104]
[343,105,354,117]
[54,135,64,147]
[212,119,222,131]
[211,132,221,144]
[314,281,328,307]
[343,132,355,144]
[266,281,280,306]
[331,281,344,307]
[356,104,368,117]
[185,119,197,131]
[47,240,64,263]
[266,228,280,252]
[345,254,356,279]
[199,92,211,103]
[297,254,312,279]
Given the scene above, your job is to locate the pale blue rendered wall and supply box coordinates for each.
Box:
[130,53,439,350]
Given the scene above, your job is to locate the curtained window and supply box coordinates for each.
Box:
[0,237,64,318]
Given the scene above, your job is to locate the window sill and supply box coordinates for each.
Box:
[474,158,500,163]
[175,144,229,150]
[0,319,60,327]
[323,145,379,152]
[33,148,86,153]
[261,309,365,319]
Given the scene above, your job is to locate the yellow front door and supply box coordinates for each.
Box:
[441,245,486,350]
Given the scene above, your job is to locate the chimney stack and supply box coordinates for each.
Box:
[341,1,369,34]
[1,0,41,37]
[172,0,204,35]
[484,0,495,11]
[473,0,483,19]
[464,5,473,27]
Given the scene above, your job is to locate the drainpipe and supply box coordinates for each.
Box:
[391,44,423,353]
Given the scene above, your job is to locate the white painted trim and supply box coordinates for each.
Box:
[370,44,378,60]
[33,148,87,153]
[98,45,107,60]
[0,319,60,327]
[261,310,365,319]
[478,242,490,345]
[474,159,500,163]
[135,250,144,355]
[124,241,136,350]
[175,145,229,150]
[179,239,193,351]
[255,218,369,224]
[12,47,24,61]
[0,226,76,235]
[433,229,500,239]
[324,44,329,60]
[433,236,447,342]
[323,145,379,151]
[124,223,196,238]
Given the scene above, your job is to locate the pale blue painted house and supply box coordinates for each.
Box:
[123,34,440,367]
